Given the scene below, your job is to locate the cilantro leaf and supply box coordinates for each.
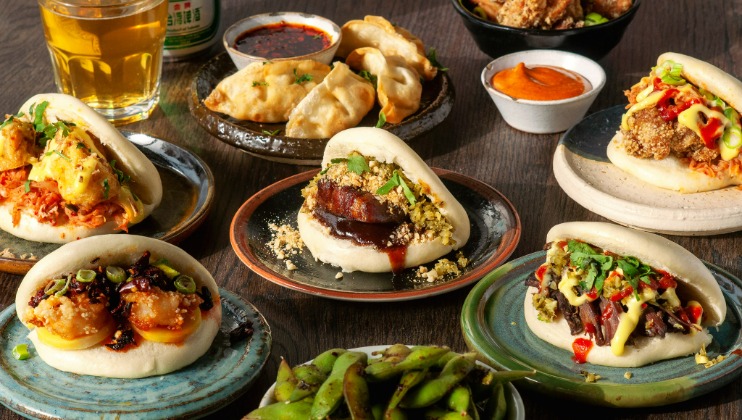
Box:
[0,111,24,130]
[109,159,130,184]
[346,155,370,175]
[376,170,416,205]
[359,70,378,89]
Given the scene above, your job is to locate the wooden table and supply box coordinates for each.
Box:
[0,0,739,418]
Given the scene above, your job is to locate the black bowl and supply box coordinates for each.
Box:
[451,0,641,61]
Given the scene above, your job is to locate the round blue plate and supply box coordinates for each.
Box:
[0,289,271,419]
[461,251,742,407]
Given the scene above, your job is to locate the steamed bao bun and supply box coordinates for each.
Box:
[298,127,470,272]
[524,222,726,367]
[15,235,221,378]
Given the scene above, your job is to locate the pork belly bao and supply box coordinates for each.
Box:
[15,235,221,378]
[0,93,162,243]
[608,52,742,193]
[298,127,470,273]
[524,222,726,367]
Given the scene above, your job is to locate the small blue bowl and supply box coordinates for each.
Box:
[451,0,641,60]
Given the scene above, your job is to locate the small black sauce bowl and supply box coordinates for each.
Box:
[451,0,641,61]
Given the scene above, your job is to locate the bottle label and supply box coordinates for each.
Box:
[165,0,219,50]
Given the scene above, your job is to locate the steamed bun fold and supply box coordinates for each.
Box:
[203,60,331,122]
[336,16,438,81]
[345,47,422,124]
[285,62,375,139]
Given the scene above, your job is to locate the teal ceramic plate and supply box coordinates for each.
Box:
[0,132,214,275]
[230,169,520,302]
[257,345,525,420]
[461,251,742,408]
[0,289,271,419]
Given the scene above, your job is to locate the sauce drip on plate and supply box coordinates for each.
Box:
[492,63,591,101]
[233,22,331,58]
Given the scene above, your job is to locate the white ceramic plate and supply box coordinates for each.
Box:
[553,106,742,235]
[258,345,525,420]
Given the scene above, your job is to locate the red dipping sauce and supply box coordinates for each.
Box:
[233,22,331,58]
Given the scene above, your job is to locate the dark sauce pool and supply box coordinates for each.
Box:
[233,22,331,58]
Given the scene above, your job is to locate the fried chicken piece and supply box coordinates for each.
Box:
[587,0,633,19]
[496,0,547,29]
[470,0,504,19]
[544,0,583,29]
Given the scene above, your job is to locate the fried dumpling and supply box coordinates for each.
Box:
[346,47,422,124]
[286,62,375,139]
[203,60,331,122]
[336,16,437,81]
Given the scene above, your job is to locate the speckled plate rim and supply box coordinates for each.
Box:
[553,105,742,236]
[188,51,454,165]
[257,345,525,420]
[461,251,742,408]
[0,131,215,275]
[229,168,521,302]
[0,288,271,419]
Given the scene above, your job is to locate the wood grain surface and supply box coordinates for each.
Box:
[0,0,739,419]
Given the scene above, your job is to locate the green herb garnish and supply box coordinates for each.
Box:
[45,150,71,161]
[0,111,24,130]
[656,60,686,85]
[326,155,369,175]
[252,81,269,87]
[109,160,130,184]
[376,111,387,128]
[376,170,416,205]
[102,179,109,199]
[584,12,609,26]
[262,129,281,136]
[294,68,313,84]
[359,70,378,89]
[427,48,448,72]
[23,179,31,193]
[567,240,655,297]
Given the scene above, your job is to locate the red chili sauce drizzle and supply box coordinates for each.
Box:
[572,337,593,364]
[233,22,331,58]
[314,208,408,273]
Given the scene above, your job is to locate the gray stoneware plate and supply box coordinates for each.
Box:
[189,52,455,165]
[230,169,521,301]
[0,288,271,419]
[461,251,742,407]
[0,132,215,275]
[553,105,742,235]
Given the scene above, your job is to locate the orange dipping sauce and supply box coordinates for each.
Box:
[492,62,591,101]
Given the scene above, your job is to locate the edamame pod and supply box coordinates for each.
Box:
[380,344,413,363]
[343,361,373,419]
[366,346,449,381]
[312,348,347,374]
[483,382,507,420]
[243,398,313,419]
[399,353,476,409]
[288,363,328,402]
[274,357,297,402]
[445,384,471,414]
[385,368,428,414]
[310,351,368,419]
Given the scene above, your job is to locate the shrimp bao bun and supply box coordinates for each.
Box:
[298,127,470,273]
[15,235,221,378]
[0,93,162,243]
[524,222,726,367]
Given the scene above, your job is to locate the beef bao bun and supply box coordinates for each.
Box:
[607,52,742,193]
[524,222,726,367]
[297,127,470,273]
[15,235,222,378]
[0,93,162,243]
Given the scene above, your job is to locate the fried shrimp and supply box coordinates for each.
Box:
[123,287,203,330]
[25,292,112,340]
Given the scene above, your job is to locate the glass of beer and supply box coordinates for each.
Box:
[38,0,168,125]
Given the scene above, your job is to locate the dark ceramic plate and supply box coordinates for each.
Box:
[0,289,271,419]
[0,132,214,275]
[451,0,641,60]
[230,169,521,301]
[462,251,742,407]
[189,52,455,165]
